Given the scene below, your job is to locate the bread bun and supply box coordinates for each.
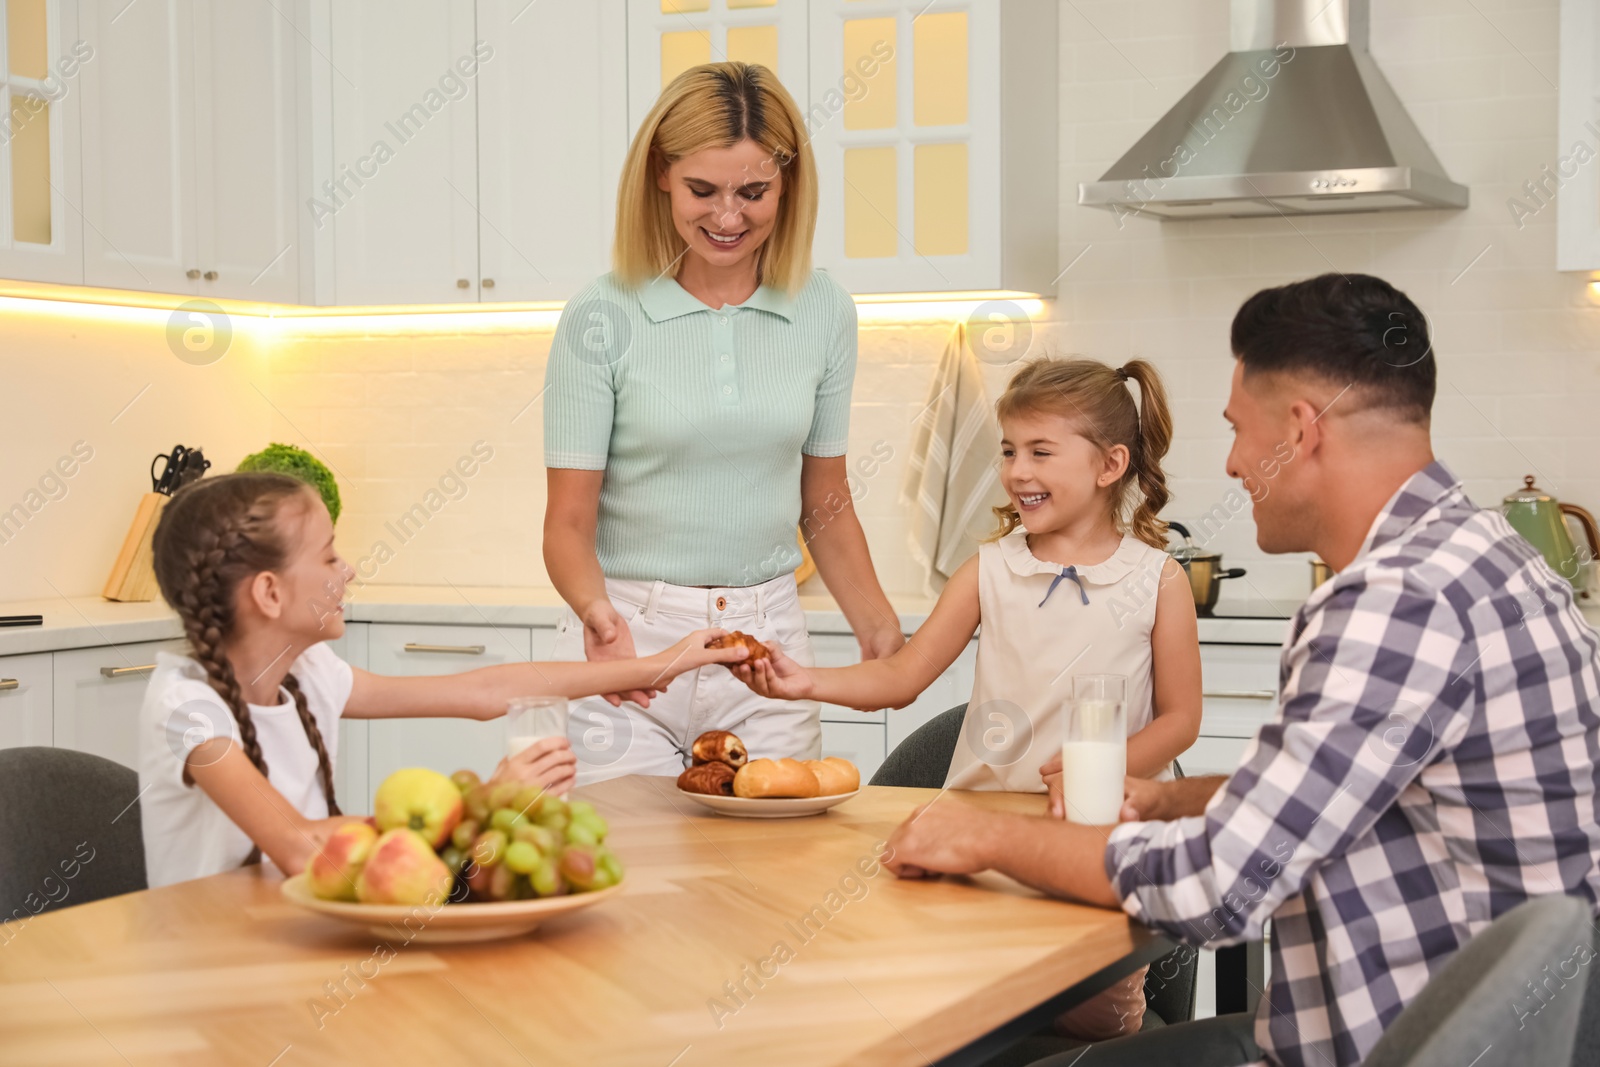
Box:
[677,761,736,796]
[733,757,820,799]
[803,757,860,796]
[690,730,748,769]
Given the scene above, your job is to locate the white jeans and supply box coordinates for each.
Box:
[552,572,821,784]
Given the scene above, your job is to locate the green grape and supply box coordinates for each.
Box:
[450,819,480,852]
[471,828,507,868]
[504,840,541,875]
[530,857,561,897]
[490,808,528,834]
[565,821,601,848]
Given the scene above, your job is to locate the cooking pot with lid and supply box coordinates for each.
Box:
[1166,521,1246,616]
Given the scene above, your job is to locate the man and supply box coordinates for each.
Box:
[884,273,1600,1067]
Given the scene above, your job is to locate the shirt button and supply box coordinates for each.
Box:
[719,315,728,325]
[723,385,733,395]
[721,354,730,363]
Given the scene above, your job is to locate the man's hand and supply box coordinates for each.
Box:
[1041,752,1064,817]
[1120,776,1168,822]
[1119,774,1229,823]
[882,799,998,879]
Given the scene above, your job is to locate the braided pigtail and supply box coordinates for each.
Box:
[283,672,340,816]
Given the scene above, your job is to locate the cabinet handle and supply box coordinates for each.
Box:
[203,270,218,281]
[403,642,485,655]
[456,278,470,289]
[185,268,201,280]
[481,278,495,289]
[1202,690,1276,700]
[101,664,156,678]
[0,679,17,691]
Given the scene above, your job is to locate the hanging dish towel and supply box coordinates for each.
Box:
[901,322,1009,595]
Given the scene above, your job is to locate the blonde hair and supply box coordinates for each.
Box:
[613,62,817,297]
[988,358,1175,549]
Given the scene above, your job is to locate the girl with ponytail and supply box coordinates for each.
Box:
[139,472,749,888]
[731,355,1202,1036]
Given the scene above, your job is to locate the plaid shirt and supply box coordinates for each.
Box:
[1105,461,1600,1067]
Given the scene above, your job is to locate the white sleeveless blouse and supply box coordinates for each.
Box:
[944,528,1173,792]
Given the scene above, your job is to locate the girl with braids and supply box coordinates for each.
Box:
[138,472,749,889]
[731,357,1203,1036]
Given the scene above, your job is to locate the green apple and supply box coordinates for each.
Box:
[373,768,464,849]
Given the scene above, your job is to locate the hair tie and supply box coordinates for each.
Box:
[1115,367,1131,382]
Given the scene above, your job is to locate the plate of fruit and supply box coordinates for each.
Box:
[675,731,861,818]
[281,768,624,943]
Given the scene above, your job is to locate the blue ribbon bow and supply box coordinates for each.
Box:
[1039,565,1090,607]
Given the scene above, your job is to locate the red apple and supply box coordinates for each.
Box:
[356,829,453,906]
[373,768,463,849]
[306,822,379,902]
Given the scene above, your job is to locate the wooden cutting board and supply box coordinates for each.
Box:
[102,491,168,602]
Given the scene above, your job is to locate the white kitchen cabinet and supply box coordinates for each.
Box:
[0,0,83,285]
[625,0,809,134]
[476,0,627,302]
[806,0,1057,295]
[0,652,54,749]
[364,622,533,787]
[326,0,480,306]
[1178,643,1281,777]
[885,637,977,755]
[820,720,884,785]
[51,638,185,770]
[78,0,302,300]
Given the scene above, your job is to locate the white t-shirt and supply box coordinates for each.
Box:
[138,642,352,888]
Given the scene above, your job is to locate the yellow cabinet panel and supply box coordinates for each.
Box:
[8,0,47,80]
[843,17,895,130]
[914,142,966,256]
[727,24,778,73]
[661,29,712,87]
[844,145,897,258]
[913,10,967,127]
[661,0,710,12]
[11,97,50,245]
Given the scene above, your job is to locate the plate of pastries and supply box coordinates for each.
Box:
[675,729,860,818]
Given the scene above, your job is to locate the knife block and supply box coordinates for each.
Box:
[103,492,169,603]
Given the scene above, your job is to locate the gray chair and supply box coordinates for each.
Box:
[0,747,147,923]
[873,706,1198,1033]
[1363,895,1594,1067]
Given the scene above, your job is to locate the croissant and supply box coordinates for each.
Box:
[677,761,736,796]
[707,631,771,662]
[691,729,749,769]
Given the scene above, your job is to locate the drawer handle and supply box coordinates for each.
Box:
[403,643,486,655]
[1202,690,1277,700]
[101,664,156,678]
[0,678,17,691]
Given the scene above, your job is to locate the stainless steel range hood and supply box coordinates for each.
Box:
[1078,0,1467,220]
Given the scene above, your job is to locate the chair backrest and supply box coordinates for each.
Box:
[869,704,967,788]
[1362,895,1595,1067]
[0,747,148,927]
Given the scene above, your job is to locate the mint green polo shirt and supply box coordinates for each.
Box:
[543,269,857,587]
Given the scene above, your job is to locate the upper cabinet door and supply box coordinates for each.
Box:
[189,0,300,304]
[807,0,1057,296]
[328,0,480,306]
[626,0,809,135]
[477,0,627,302]
[79,0,199,295]
[0,0,84,286]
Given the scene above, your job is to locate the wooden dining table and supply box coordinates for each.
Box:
[0,776,1172,1067]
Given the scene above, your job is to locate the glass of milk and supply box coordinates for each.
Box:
[505,696,568,758]
[1060,675,1127,824]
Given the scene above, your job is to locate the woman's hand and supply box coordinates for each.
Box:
[858,625,905,662]
[581,600,657,708]
[1040,751,1064,818]
[489,735,577,799]
[730,643,816,701]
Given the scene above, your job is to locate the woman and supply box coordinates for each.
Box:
[543,62,903,782]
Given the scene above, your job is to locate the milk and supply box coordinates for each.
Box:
[1059,740,1126,824]
[506,735,540,757]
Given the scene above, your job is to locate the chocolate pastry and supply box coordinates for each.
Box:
[677,761,736,796]
[691,729,749,769]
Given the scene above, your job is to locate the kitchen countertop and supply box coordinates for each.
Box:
[4,586,1596,658]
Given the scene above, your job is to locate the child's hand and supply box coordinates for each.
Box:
[651,627,751,683]
[730,643,815,701]
[490,735,577,799]
[1040,752,1064,818]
